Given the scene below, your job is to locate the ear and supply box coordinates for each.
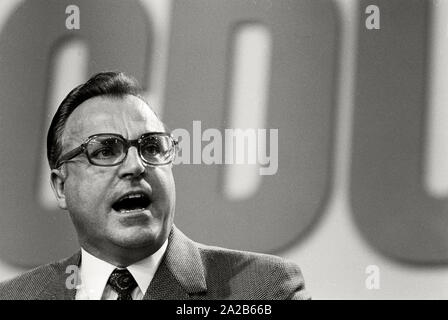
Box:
[50,168,68,210]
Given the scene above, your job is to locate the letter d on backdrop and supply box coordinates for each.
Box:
[165,0,337,253]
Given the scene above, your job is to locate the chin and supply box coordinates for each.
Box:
[112,227,166,250]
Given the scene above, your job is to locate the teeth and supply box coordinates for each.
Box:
[124,194,144,199]
[120,208,145,213]
[112,192,150,213]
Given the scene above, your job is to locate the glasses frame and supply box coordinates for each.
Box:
[54,132,178,169]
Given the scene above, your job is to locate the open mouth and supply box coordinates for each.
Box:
[112,192,151,213]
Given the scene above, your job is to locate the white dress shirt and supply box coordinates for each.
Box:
[75,240,168,300]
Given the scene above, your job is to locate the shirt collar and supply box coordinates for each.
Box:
[127,240,168,295]
[79,240,168,300]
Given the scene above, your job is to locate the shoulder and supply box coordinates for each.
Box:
[0,254,78,300]
[194,242,311,300]
[196,242,290,269]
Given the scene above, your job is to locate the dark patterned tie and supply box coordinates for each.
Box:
[107,268,138,300]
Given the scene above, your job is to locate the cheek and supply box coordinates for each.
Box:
[157,170,175,194]
[65,169,113,211]
[149,168,175,204]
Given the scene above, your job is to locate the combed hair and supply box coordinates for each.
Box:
[47,71,156,169]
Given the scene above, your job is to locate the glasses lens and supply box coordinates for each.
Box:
[140,135,174,165]
[87,135,125,165]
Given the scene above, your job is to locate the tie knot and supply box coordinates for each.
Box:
[107,268,138,300]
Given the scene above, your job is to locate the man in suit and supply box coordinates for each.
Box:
[0,72,310,300]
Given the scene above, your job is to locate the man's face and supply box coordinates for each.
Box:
[51,95,175,261]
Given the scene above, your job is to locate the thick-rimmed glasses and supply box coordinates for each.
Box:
[54,132,178,169]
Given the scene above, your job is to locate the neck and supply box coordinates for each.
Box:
[80,242,164,267]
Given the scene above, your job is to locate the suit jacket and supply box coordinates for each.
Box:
[0,226,310,300]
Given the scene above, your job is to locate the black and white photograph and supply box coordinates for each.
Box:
[0,0,446,304]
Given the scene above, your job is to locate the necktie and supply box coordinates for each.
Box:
[107,268,138,300]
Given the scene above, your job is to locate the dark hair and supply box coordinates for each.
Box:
[47,71,157,169]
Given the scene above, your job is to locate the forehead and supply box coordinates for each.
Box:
[62,95,164,146]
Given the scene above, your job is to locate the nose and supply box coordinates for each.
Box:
[117,146,146,179]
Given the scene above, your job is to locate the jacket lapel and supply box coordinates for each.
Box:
[144,226,207,299]
[37,251,81,300]
[35,226,206,300]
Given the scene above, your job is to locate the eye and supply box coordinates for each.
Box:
[91,147,116,159]
[142,143,161,156]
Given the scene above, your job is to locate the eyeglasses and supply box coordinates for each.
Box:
[55,132,178,168]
